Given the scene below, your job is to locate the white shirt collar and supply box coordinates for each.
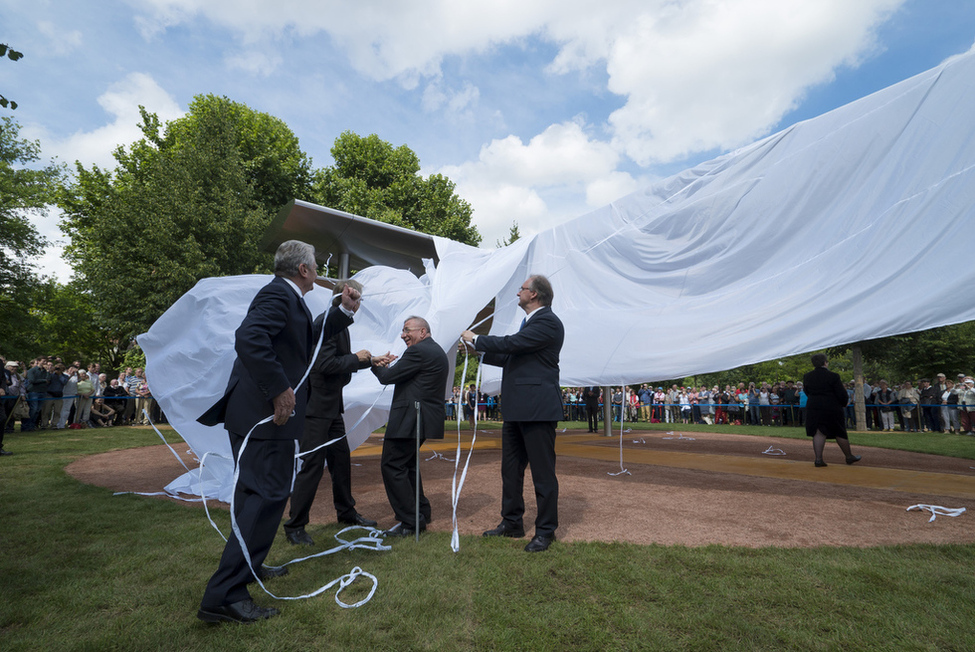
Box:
[523,305,545,322]
[282,277,305,298]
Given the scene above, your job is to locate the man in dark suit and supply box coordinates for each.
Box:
[584,386,600,433]
[371,316,449,537]
[461,275,565,552]
[196,240,359,625]
[283,279,378,547]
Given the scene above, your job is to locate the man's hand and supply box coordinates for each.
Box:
[372,352,397,367]
[340,284,362,313]
[461,329,476,344]
[356,349,372,364]
[272,387,296,426]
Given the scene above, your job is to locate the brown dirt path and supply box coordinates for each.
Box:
[65,428,975,548]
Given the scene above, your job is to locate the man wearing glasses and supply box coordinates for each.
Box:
[461,275,565,552]
[371,316,449,536]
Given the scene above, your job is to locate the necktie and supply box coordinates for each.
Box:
[519,318,526,331]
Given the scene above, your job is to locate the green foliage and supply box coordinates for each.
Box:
[829,323,975,382]
[0,117,65,360]
[309,131,481,247]
[496,221,521,248]
[1,43,24,110]
[121,344,147,372]
[59,95,312,339]
[455,348,480,388]
[29,279,123,366]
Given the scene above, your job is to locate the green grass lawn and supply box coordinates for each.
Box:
[2,425,974,651]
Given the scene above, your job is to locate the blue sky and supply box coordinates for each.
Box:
[3,0,974,281]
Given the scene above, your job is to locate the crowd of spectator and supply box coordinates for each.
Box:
[448,374,975,435]
[1,354,165,452]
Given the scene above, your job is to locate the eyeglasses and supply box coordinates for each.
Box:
[402,327,423,333]
[518,286,532,292]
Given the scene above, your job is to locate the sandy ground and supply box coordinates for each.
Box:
[65,428,975,548]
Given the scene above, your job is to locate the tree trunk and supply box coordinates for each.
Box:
[852,345,867,431]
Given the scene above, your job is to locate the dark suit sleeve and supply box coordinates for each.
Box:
[371,345,425,386]
[321,305,354,341]
[476,314,558,355]
[311,309,361,376]
[234,286,294,401]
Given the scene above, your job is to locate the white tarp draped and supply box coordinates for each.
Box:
[140,48,975,500]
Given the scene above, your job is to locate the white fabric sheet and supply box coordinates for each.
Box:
[140,49,975,500]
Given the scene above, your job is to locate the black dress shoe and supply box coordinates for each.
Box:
[846,455,862,465]
[197,599,280,624]
[338,513,378,528]
[482,522,525,538]
[384,521,425,537]
[256,565,288,581]
[524,534,555,552]
[814,460,827,467]
[285,528,314,546]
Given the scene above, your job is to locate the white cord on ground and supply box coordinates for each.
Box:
[906,504,966,523]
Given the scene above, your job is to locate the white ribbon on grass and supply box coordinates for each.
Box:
[906,504,966,523]
[119,321,384,607]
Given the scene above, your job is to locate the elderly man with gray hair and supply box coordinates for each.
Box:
[196,240,361,624]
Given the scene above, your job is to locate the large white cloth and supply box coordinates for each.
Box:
[140,48,975,500]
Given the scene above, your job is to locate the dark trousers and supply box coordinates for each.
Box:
[922,406,942,432]
[381,436,430,528]
[500,420,559,538]
[201,433,295,608]
[285,415,355,531]
[586,405,598,431]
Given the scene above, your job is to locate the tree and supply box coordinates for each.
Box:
[309,131,481,247]
[0,117,64,361]
[496,221,521,248]
[30,280,122,367]
[59,95,312,339]
[1,44,24,110]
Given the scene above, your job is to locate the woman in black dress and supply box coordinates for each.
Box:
[803,353,861,467]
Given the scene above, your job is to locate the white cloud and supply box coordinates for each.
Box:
[37,20,83,56]
[31,206,73,284]
[225,49,284,77]
[440,120,638,246]
[422,79,480,120]
[126,0,906,246]
[20,74,184,283]
[38,72,184,170]
[131,0,904,165]
[600,0,904,164]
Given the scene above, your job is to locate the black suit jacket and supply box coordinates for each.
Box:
[197,276,351,440]
[371,336,449,440]
[802,366,849,413]
[476,306,565,422]
[306,306,370,419]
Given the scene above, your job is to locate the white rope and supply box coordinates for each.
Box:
[608,386,630,476]
[662,431,696,441]
[762,446,786,456]
[121,318,384,607]
[906,504,966,523]
[449,348,483,552]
